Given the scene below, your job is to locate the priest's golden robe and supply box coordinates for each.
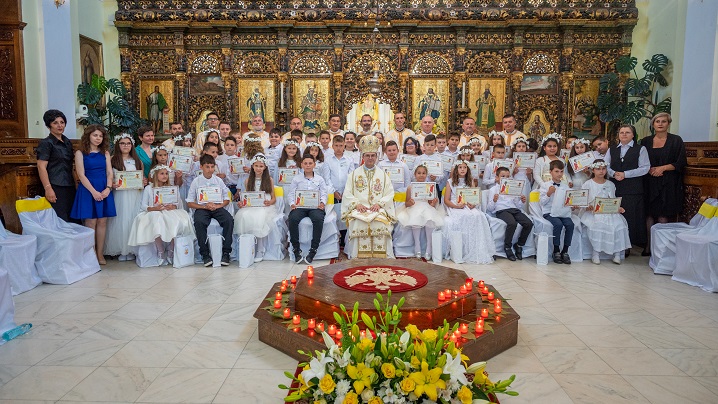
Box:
[341,166,396,258]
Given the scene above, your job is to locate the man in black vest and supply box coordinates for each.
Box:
[606,124,651,255]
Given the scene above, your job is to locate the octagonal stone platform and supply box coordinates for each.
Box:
[254,258,519,363]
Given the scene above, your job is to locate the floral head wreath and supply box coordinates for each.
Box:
[154,145,168,153]
[184,132,193,140]
[489,130,506,140]
[510,137,529,148]
[540,133,562,146]
[207,128,219,134]
[453,159,469,168]
[305,141,320,148]
[283,139,299,148]
[173,135,184,142]
[590,161,607,169]
[249,153,268,166]
[149,164,170,178]
[467,137,485,146]
[245,136,263,143]
[573,138,591,148]
[114,133,135,145]
[459,148,475,155]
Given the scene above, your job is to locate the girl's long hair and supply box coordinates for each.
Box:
[450,161,473,186]
[80,124,109,155]
[150,168,170,187]
[278,144,298,168]
[246,162,273,194]
[110,138,142,171]
[243,134,264,159]
[303,145,324,163]
[538,138,559,158]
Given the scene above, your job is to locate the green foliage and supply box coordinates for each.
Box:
[77,74,144,139]
[598,54,672,132]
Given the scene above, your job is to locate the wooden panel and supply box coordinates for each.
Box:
[680,142,718,222]
[0,0,27,137]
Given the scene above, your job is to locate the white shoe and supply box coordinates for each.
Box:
[424,253,432,261]
[127,253,136,260]
[591,254,600,265]
[118,255,127,262]
[415,252,422,259]
[254,254,264,263]
[612,254,621,265]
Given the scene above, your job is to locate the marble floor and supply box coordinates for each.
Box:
[1,255,718,404]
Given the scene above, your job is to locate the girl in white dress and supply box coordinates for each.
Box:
[105,133,144,261]
[178,133,194,204]
[458,146,480,187]
[127,165,195,263]
[234,154,278,262]
[303,142,332,188]
[533,133,571,189]
[151,146,184,188]
[238,135,264,194]
[566,138,592,190]
[443,160,496,264]
[483,131,510,160]
[397,164,446,259]
[510,137,534,200]
[401,136,422,172]
[276,139,300,213]
[580,160,631,265]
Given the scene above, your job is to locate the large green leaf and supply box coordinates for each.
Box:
[106,78,127,97]
[622,101,646,124]
[642,54,669,73]
[652,72,669,87]
[597,93,618,110]
[91,74,108,95]
[654,97,672,114]
[599,72,619,91]
[625,77,651,97]
[77,83,102,105]
[616,56,638,74]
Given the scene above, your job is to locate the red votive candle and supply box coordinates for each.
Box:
[307,267,314,279]
[476,321,484,334]
[494,299,502,314]
[481,308,489,318]
[465,281,472,291]
[453,329,462,338]
[283,308,291,319]
[482,286,489,295]
[459,285,467,295]
[328,324,336,335]
[487,292,495,301]
[281,279,288,287]
[316,322,325,332]
[453,290,459,298]
[308,318,316,329]
[280,284,287,292]
[291,276,297,284]
[293,314,301,325]
[335,329,343,339]
[438,291,446,301]
[460,323,469,334]
[275,292,282,300]
[450,333,458,342]
[273,299,282,309]
[478,280,485,289]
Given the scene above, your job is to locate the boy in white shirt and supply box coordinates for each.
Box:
[319,130,333,156]
[378,140,411,192]
[287,154,329,264]
[325,135,354,246]
[487,167,532,261]
[415,134,446,190]
[187,154,233,266]
[539,159,575,264]
[443,132,461,157]
[436,134,447,154]
[482,144,518,188]
[264,128,283,179]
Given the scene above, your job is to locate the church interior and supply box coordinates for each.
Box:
[1,0,718,403]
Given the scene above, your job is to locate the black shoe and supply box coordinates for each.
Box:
[513,244,523,260]
[641,249,651,257]
[203,256,213,267]
[221,253,230,266]
[562,253,572,264]
[306,249,317,264]
[553,252,563,264]
[625,249,631,257]
[293,249,303,264]
[504,247,516,261]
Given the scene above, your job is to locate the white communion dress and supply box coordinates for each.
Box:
[580,179,632,254]
[396,182,446,228]
[105,160,143,256]
[127,185,195,246]
[443,178,496,264]
[233,179,275,238]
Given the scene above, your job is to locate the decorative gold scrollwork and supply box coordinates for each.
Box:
[290,53,332,75]
[410,52,452,75]
[190,54,221,74]
[523,52,558,74]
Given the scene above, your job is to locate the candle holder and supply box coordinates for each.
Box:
[275,109,288,133]
[456,107,471,130]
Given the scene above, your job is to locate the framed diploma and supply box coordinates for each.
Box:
[466,161,481,178]
[594,197,622,214]
[559,149,571,163]
[228,157,246,174]
[153,186,179,205]
[456,188,481,205]
[475,155,489,171]
[514,152,537,168]
[168,154,192,172]
[424,160,444,177]
[116,170,144,190]
[197,186,223,203]
[410,182,436,201]
[440,154,455,172]
[494,159,515,174]
[385,167,404,184]
[499,178,525,196]
[295,190,319,208]
[564,189,589,207]
[278,168,299,185]
[172,146,194,157]
[568,152,595,172]
[239,191,266,207]
[400,154,416,167]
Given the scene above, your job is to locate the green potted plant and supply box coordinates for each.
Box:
[77,74,145,139]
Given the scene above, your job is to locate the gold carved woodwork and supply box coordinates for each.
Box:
[343,51,398,108]
[465,51,510,75]
[290,52,332,75]
[234,51,277,75]
[410,52,453,76]
[189,53,221,74]
[523,52,559,74]
[572,49,620,75]
[132,50,176,74]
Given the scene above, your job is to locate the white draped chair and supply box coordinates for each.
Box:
[672,209,718,292]
[0,267,17,339]
[650,198,718,275]
[528,191,583,262]
[287,192,339,261]
[258,187,288,261]
[481,191,537,259]
[16,197,99,284]
[0,219,41,295]
[192,191,237,264]
[392,192,428,258]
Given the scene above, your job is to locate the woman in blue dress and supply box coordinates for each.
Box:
[135,125,155,178]
[71,124,117,264]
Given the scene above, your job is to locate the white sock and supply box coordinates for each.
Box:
[256,237,266,255]
[592,250,600,260]
[424,225,435,255]
[412,228,422,254]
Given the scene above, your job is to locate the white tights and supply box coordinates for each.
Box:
[412,224,435,255]
[256,237,266,256]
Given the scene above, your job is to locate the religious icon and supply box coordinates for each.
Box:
[139,80,174,135]
[247,87,266,121]
[572,79,602,137]
[520,74,558,94]
[293,79,330,134]
[238,79,275,132]
[523,111,550,140]
[418,88,442,121]
[468,78,506,132]
[476,84,497,129]
[146,86,168,135]
[411,79,449,132]
[79,35,103,85]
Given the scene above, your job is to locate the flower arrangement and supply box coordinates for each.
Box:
[281,292,517,404]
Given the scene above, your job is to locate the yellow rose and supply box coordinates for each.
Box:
[358,338,374,351]
[457,385,473,404]
[368,397,383,404]
[410,355,421,369]
[421,329,438,343]
[342,392,359,404]
[399,377,416,393]
[381,363,396,378]
[318,374,336,394]
[405,324,420,338]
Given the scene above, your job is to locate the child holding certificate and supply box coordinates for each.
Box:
[580,160,631,265]
[276,139,301,213]
[566,138,593,189]
[482,144,518,189]
[234,154,278,263]
[106,133,145,261]
[443,160,495,264]
[287,154,328,264]
[303,142,332,188]
[187,154,233,267]
[396,164,445,259]
[415,135,446,191]
[220,135,241,196]
[378,141,412,192]
[510,137,534,199]
[539,160,576,264]
[152,146,183,187]
[534,133,571,189]
[127,165,194,265]
[482,131,509,160]
[457,147,480,187]
[487,167,533,261]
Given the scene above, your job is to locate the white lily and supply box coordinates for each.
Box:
[472,400,491,404]
[465,361,487,374]
[322,331,336,349]
[301,351,334,382]
[399,330,410,348]
[442,352,469,385]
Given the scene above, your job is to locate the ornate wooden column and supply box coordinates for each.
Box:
[0,0,27,137]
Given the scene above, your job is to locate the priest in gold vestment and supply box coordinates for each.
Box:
[342,135,396,258]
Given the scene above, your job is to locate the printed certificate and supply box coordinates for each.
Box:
[494,159,515,174]
[499,178,525,196]
[424,160,444,177]
[295,190,319,208]
[197,186,223,203]
[239,191,266,207]
[116,170,144,190]
[559,149,571,163]
[440,154,455,172]
[400,154,416,167]
[385,166,405,184]
[564,190,589,207]
[278,168,299,185]
[168,154,192,172]
[410,182,436,201]
[594,197,622,214]
[466,161,481,178]
[172,146,194,157]
[457,188,481,205]
[475,155,489,171]
[228,157,246,174]
[153,186,179,205]
[568,152,595,172]
[514,152,537,168]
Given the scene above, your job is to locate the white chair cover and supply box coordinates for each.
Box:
[263,196,288,261]
[650,199,718,275]
[528,192,583,262]
[136,243,164,268]
[0,267,17,342]
[288,206,339,261]
[0,220,41,295]
[481,191,537,259]
[192,193,237,263]
[17,197,99,284]
[672,214,718,292]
